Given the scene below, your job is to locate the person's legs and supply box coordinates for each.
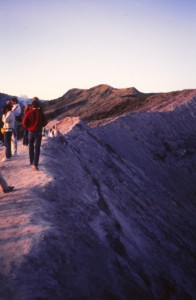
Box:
[34,132,42,168]
[0,172,14,193]
[11,133,17,155]
[4,132,12,158]
[0,172,8,190]
[23,129,29,146]
[11,123,18,155]
[28,131,35,165]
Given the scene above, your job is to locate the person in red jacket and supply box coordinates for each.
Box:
[22,97,47,171]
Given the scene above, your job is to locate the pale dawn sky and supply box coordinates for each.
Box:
[0,0,196,100]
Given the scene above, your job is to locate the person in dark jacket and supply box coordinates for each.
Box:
[22,103,32,147]
[22,97,47,171]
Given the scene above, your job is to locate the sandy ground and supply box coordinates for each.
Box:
[0,137,52,276]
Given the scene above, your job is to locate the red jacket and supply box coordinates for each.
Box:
[22,108,47,133]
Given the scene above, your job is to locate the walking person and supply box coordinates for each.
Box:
[11,97,21,156]
[22,97,47,171]
[0,171,14,193]
[1,104,15,162]
[22,104,32,148]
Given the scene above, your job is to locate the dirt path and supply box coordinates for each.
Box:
[0,137,52,277]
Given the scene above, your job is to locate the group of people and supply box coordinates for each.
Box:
[0,97,47,193]
[1,97,21,160]
[48,125,59,137]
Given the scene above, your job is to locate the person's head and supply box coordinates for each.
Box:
[6,99,12,105]
[27,103,32,109]
[24,103,32,113]
[10,97,18,104]
[32,97,40,108]
[32,97,39,102]
[2,104,12,115]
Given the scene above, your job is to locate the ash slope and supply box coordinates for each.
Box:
[4,99,196,299]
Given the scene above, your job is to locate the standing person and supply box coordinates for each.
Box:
[1,104,15,162]
[22,97,47,171]
[0,171,14,193]
[11,97,21,156]
[53,125,59,137]
[22,104,32,147]
[48,129,54,137]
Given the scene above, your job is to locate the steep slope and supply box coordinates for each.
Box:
[42,85,196,126]
[1,99,195,299]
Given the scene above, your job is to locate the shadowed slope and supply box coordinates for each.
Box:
[0,98,195,299]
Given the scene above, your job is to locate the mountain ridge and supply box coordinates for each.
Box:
[1,85,196,124]
[42,85,196,127]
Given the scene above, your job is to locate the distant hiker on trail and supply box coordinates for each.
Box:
[48,125,60,137]
[48,128,54,137]
[53,125,60,137]
[22,97,47,171]
[11,97,22,156]
[0,171,14,193]
[1,104,15,162]
[22,104,32,148]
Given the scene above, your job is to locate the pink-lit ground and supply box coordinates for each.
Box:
[0,139,51,275]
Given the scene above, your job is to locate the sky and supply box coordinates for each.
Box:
[0,0,196,100]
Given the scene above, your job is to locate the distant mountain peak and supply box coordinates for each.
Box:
[42,85,196,127]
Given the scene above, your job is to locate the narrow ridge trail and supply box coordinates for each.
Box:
[0,137,52,277]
